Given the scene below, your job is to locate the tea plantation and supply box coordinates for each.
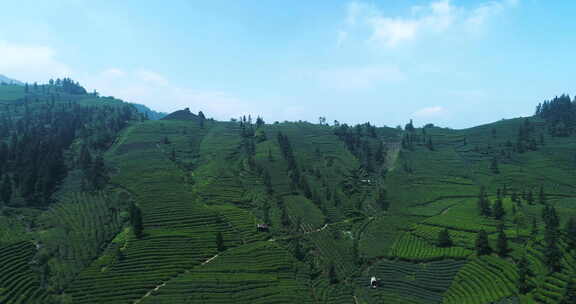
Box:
[0,82,575,303]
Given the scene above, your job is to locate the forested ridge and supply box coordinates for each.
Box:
[0,80,141,207]
[0,80,574,304]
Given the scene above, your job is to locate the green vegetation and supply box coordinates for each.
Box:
[443,256,519,304]
[0,80,575,303]
[359,259,466,304]
[0,241,49,303]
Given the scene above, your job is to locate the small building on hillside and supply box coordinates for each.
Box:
[256,224,270,232]
[370,276,379,288]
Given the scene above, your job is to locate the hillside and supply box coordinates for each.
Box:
[130,103,167,120]
[0,81,574,304]
[0,75,23,85]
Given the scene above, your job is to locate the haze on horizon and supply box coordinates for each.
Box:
[0,0,575,129]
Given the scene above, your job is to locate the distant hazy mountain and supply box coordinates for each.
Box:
[131,103,167,120]
[0,74,23,85]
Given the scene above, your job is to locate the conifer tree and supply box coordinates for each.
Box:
[299,175,312,199]
[89,155,108,190]
[522,190,527,200]
[527,190,534,205]
[531,217,539,237]
[404,119,415,132]
[333,191,341,207]
[490,157,499,174]
[263,170,272,194]
[542,205,560,229]
[437,228,453,248]
[1,176,12,204]
[256,116,265,128]
[544,225,561,272]
[216,231,225,252]
[78,144,92,169]
[170,147,176,161]
[426,136,434,151]
[375,141,385,165]
[493,198,505,220]
[566,217,576,251]
[280,206,290,227]
[517,256,531,294]
[376,188,389,211]
[538,185,546,205]
[475,229,492,255]
[311,189,322,208]
[497,227,509,257]
[131,205,143,239]
[477,186,491,216]
[328,264,338,284]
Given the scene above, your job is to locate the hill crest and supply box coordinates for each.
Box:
[0,74,23,85]
[161,107,201,121]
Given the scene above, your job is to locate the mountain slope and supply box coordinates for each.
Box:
[0,81,575,304]
[0,74,23,85]
[130,103,167,120]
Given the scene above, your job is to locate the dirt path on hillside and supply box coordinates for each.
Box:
[440,206,454,215]
[132,253,220,304]
[133,282,167,304]
[304,223,328,235]
[265,219,348,242]
[201,253,219,265]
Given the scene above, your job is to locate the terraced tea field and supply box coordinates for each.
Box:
[1,80,575,304]
[139,241,313,304]
[443,256,518,304]
[0,242,48,304]
[358,259,466,304]
[390,232,472,261]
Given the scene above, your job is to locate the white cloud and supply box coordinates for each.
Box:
[340,0,519,48]
[413,106,446,118]
[464,0,518,31]
[82,68,256,120]
[312,65,405,90]
[0,39,260,120]
[0,41,72,82]
[135,69,169,86]
[0,40,254,120]
[369,18,419,47]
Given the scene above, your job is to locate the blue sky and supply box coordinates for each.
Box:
[0,0,575,128]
